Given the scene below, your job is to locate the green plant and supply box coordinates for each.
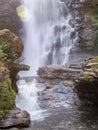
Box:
[0,78,16,118]
[91,56,98,62]
[0,41,20,64]
[91,17,98,24]
[82,73,89,81]
[0,110,8,118]
[93,8,98,15]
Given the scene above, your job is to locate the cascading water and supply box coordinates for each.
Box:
[16,79,47,121]
[19,0,77,76]
[16,0,78,121]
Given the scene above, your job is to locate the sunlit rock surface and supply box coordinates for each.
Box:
[0,29,23,56]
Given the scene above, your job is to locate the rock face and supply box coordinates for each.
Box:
[0,0,22,35]
[0,29,30,92]
[9,63,30,92]
[0,108,31,129]
[75,57,98,105]
[77,15,95,49]
[75,79,98,105]
[38,57,98,105]
[0,29,23,56]
[74,1,95,50]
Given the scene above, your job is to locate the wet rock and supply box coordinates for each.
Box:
[0,108,31,129]
[70,31,76,39]
[68,19,75,27]
[41,91,54,101]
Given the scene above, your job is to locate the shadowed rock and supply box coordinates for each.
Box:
[8,63,30,92]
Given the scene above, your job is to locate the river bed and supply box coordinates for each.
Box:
[16,77,98,130]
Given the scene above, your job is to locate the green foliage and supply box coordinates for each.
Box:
[0,41,20,64]
[0,78,16,118]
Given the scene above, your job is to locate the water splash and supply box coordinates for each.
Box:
[16,79,48,121]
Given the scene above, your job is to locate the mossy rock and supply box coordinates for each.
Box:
[0,78,16,118]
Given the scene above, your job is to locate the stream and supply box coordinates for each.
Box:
[16,77,98,130]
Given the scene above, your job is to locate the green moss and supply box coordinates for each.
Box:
[0,110,8,118]
[0,78,16,118]
[91,17,98,24]
[92,8,98,15]
[90,65,98,72]
[91,56,98,62]
[82,73,89,81]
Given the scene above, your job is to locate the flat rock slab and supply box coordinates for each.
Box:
[38,64,83,80]
[0,108,31,129]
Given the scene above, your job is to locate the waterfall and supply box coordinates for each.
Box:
[18,0,77,76]
[16,0,78,121]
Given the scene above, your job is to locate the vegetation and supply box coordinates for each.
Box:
[82,73,89,81]
[0,41,20,64]
[0,78,16,118]
[0,42,18,118]
[90,56,98,62]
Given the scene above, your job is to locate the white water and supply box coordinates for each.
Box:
[16,0,78,121]
[19,0,77,76]
[16,79,48,121]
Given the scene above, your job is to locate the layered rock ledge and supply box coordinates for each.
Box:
[38,57,98,105]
